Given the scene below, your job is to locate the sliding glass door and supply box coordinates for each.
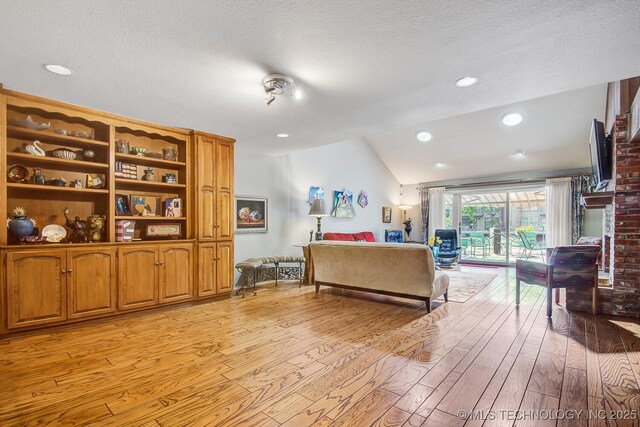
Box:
[446,185,546,265]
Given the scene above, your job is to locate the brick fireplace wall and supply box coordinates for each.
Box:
[567,114,640,317]
[610,115,640,316]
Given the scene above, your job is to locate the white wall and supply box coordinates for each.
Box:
[233,148,290,266]
[233,138,404,272]
[285,138,403,244]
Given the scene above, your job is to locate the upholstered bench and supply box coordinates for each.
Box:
[235,256,306,296]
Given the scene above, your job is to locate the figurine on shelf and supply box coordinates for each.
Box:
[142,167,155,181]
[87,215,106,242]
[162,147,177,161]
[72,179,83,189]
[33,168,45,185]
[81,147,96,161]
[63,207,89,243]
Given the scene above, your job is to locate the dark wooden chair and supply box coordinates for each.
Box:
[516,245,601,318]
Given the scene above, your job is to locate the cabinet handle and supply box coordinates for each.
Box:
[214,225,220,228]
[155,262,159,266]
[61,270,66,274]
[67,269,73,273]
[159,262,164,265]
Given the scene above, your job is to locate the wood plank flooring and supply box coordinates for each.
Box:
[2,266,640,426]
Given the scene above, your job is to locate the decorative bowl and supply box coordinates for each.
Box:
[69,130,94,139]
[51,148,77,160]
[9,115,50,130]
[7,164,29,182]
[130,147,149,156]
[19,236,48,245]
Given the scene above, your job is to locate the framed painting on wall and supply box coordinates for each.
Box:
[382,206,392,223]
[235,195,268,233]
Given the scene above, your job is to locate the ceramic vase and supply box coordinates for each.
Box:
[8,214,34,238]
[404,224,412,240]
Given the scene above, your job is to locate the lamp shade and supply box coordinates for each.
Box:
[308,198,328,216]
[398,205,412,211]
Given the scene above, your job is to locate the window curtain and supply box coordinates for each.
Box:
[419,186,429,243]
[546,177,572,249]
[570,175,592,243]
[427,187,446,239]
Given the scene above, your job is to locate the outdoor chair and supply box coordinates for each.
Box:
[517,231,545,260]
[469,231,490,258]
[516,245,600,317]
[434,229,461,265]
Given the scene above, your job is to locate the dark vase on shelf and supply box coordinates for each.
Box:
[8,214,34,239]
[404,224,412,240]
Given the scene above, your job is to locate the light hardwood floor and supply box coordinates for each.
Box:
[1,267,640,426]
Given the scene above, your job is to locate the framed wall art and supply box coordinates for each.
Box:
[382,206,392,223]
[235,195,268,233]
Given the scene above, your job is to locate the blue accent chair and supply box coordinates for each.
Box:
[434,229,461,265]
[385,229,404,243]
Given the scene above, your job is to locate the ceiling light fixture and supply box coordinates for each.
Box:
[416,130,432,142]
[262,74,302,106]
[276,133,289,138]
[455,76,478,88]
[44,64,73,76]
[435,162,446,168]
[514,149,526,157]
[502,112,523,127]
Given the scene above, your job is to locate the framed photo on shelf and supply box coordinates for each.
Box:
[131,195,160,216]
[115,194,131,216]
[86,174,106,189]
[382,206,392,223]
[235,195,267,233]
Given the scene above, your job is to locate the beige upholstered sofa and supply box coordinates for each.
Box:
[309,241,449,312]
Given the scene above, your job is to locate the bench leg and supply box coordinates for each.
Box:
[443,291,448,303]
[425,297,431,313]
[516,278,520,306]
[546,285,552,318]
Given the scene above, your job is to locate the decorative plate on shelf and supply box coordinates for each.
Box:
[41,224,67,243]
[7,164,29,182]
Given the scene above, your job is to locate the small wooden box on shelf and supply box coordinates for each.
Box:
[0,86,235,336]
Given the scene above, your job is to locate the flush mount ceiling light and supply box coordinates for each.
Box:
[455,76,478,88]
[435,162,446,168]
[44,64,73,76]
[416,130,432,142]
[502,112,523,126]
[262,74,302,106]
[513,149,526,158]
[276,133,289,138]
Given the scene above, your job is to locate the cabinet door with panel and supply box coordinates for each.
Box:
[197,243,217,298]
[216,241,233,294]
[159,243,194,304]
[67,248,117,319]
[215,140,234,241]
[118,246,158,310]
[6,250,67,329]
[197,135,216,241]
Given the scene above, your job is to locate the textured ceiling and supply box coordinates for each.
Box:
[0,1,638,181]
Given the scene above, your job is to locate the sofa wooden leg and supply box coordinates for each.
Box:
[443,291,448,303]
[515,279,520,306]
[425,298,431,313]
[546,285,552,318]
[555,288,560,305]
[592,286,598,315]
[315,282,320,293]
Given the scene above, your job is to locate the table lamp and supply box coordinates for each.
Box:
[308,198,328,240]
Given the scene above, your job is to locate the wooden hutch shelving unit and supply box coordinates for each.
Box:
[0,87,235,335]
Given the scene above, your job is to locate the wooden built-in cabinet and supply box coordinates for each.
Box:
[0,87,235,335]
[192,131,235,298]
[6,247,117,329]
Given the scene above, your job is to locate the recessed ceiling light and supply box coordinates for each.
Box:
[435,162,446,168]
[44,64,73,76]
[416,131,432,142]
[513,149,526,157]
[455,76,478,88]
[502,112,523,127]
[276,133,289,138]
[294,89,302,100]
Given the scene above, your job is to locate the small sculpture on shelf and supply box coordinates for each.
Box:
[162,147,177,161]
[81,147,96,161]
[63,207,89,243]
[33,168,45,185]
[87,215,106,242]
[72,179,83,189]
[24,140,46,156]
[142,167,155,181]
[50,177,66,187]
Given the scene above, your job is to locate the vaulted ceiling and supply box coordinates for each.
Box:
[1,1,638,183]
